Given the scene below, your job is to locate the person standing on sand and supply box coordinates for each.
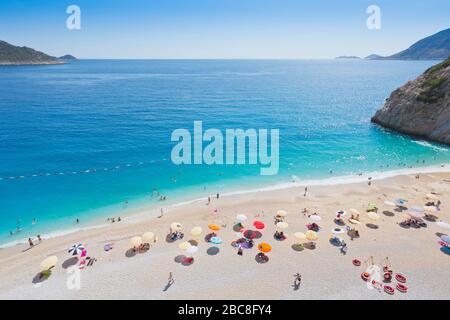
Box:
[28,238,34,247]
[304,187,308,197]
[216,193,219,199]
[207,196,211,205]
[293,273,302,290]
[168,272,174,285]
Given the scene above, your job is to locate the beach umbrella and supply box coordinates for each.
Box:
[178,241,191,250]
[394,198,407,206]
[236,214,247,222]
[349,219,361,225]
[367,212,380,221]
[243,229,258,239]
[308,215,322,222]
[294,232,306,240]
[210,236,223,244]
[349,208,361,215]
[41,256,58,270]
[306,230,318,241]
[276,222,288,229]
[68,244,85,256]
[332,228,344,234]
[440,235,450,245]
[336,210,347,217]
[208,224,220,231]
[424,206,438,213]
[384,201,396,207]
[258,243,272,253]
[190,226,203,237]
[367,203,377,211]
[253,221,265,230]
[276,210,287,217]
[408,211,424,219]
[426,193,439,200]
[142,232,155,243]
[436,221,450,230]
[186,245,198,255]
[170,222,182,232]
[410,205,425,213]
[130,236,143,247]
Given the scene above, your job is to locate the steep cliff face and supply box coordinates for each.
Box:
[371,56,450,145]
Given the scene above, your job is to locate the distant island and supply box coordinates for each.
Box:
[0,40,75,65]
[59,54,78,61]
[335,56,361,60]
[366,28,450,61]
[372,56,450,145]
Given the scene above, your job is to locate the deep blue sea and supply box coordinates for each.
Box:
[1,59,449,246]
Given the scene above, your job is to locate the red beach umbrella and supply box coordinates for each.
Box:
[253,221,265,230]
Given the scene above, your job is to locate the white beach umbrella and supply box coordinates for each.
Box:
[130,236,143,247]
[408,211,424,219]
[41,256,58,270]
[308,215,322,222]
[186,245,198,255]
[410,205,425,213]
[68,244,85,256]
[276,210,287,217]
[367,212,380,221]
[436,221,450,230]
[294,232,307,240]
[142,232,155,243]
[332,228,345,234]
[384,201,396,207]
[236,214,247,222]
[349,208,361,215]
[276,222,289,229]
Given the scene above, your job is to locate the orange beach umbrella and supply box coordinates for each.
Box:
[258,243,272,253]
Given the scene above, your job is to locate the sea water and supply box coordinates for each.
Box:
[0,59,449,246]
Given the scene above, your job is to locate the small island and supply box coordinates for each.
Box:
[0,40,75,65]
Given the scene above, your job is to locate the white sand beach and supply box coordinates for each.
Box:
[0,171,449,300]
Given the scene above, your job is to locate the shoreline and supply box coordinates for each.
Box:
[2,163,448,250]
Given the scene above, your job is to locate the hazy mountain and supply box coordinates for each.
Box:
[0,40,62,65]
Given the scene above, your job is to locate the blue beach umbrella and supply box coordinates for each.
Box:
[440,235,450,245]
[210,237,223,244]
[394,199,407,206]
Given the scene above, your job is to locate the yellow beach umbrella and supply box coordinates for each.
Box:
[367,212,380,221]
[276,210,287,217]
[142,232,155,243]
[306,230,318,241]
[41,256,58,270]
[170,222,182,232]
[178,241,191,250]
[190,226,203,237]
[276,222,289,229]
[130,236,143,247]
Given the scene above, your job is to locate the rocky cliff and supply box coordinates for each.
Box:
[371,56,450,145]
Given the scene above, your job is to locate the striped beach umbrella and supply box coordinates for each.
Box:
[68,244,85,256]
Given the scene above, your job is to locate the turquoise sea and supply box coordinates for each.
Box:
[0,59,449,246]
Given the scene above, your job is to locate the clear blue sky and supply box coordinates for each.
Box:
[0,0,449,59]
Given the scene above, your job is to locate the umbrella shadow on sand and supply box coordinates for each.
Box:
[329,238,341,247]
[174,255,186,263]
[366,223,379,229]
[424,215,438,222]
[291,244,304,252]
[394,206,407,212]
[165,234,177,243]
[435,232,447,238]
[233,223,244,232]
[382,211,395,217]
[207,246,220,256]
[254,254,269,264]
[188,240,198,246]
[303,242,316,250]
[32,272,51,284]
[62,257,79,269]
[125,249,137,258]
[334,219,346,226]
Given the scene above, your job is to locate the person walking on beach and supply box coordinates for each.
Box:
[168,272,174,285]
[207,196,211,205]
[28,238,34,248]
[304,187,308,197]
[216,193,219,199]
[293,273,302,290]
[340,241,347,255]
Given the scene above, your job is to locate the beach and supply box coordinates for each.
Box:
[0,170,449,300]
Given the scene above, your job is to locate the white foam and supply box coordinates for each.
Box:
[413,140,448,152]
